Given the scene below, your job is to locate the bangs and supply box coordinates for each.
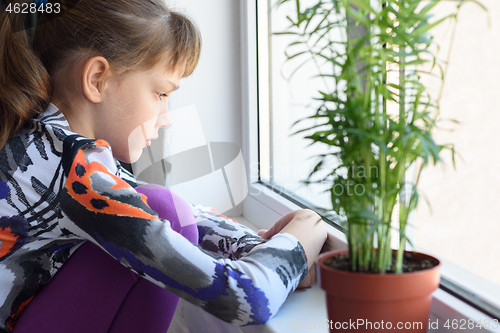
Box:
[167,12,202,77]
[131,11,202,78]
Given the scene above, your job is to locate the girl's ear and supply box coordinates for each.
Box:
[82,56,110,103]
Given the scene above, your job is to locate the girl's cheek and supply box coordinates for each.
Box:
[127,117,156,144]
[128,126,146,149]
[142,117,158,134]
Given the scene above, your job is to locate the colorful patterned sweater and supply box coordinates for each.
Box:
[0,103,309,332]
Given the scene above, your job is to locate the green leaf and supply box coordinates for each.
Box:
[348,0,375,14]
[412,14,454,37]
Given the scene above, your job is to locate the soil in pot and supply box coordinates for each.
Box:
[324,251,438,273]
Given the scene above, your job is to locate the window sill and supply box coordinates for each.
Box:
[169,282,328,333]
[168,216,329,333]
[242,184,499,333]
[168,184,499,332]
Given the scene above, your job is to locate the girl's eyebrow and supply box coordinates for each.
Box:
[164,79,180,92]
[154,75,180,91]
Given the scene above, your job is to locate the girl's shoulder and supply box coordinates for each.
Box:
[34,103,121,175]
[0,103,128,191]
[1,102,142,213]
[1,103,111,175]
[0,104,67,176]
[33,103,72,133]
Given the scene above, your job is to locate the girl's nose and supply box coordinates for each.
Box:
[157,112,172,128]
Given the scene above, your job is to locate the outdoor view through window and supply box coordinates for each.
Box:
[257,0,499,308]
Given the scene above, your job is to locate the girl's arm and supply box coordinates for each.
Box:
[190,204,268,259]
[192,206,326,287]
[58,139,310,326]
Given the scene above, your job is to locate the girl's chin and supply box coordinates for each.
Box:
[120,149,144,164]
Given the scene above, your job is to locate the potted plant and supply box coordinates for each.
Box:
[275,0,484,330]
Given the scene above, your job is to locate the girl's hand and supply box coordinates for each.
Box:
[257,210,320,239]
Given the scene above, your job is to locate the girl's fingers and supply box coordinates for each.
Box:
[258,210,311,239]
[263,211,298,239]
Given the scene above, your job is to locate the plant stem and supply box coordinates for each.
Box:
[395,236,406,274]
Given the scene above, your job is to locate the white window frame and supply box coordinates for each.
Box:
[239,0,500,331]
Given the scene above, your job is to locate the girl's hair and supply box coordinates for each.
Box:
[0,0,202,149]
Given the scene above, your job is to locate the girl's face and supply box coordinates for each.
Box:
[93,63,183,163]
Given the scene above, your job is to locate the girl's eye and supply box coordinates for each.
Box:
[157,93,168,101]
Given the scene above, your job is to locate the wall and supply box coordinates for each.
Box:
[168,0,242,145]
[133,0,244,217]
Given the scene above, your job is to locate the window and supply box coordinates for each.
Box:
[413,0,500,317]
[256,0,500,319]
[257,0,341,219]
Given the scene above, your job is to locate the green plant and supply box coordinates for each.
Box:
[276,0,484,273]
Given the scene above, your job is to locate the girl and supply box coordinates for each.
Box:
[0,0,327,332]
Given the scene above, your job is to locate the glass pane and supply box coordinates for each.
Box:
[259,0,500,308]
[414,0,500,297]
[260,0,342,212]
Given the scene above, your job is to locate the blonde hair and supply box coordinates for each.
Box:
[0,0,202,149]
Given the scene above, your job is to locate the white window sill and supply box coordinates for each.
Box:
[168,184,500,333]
[169,283,328,333]
[168,216,329,333]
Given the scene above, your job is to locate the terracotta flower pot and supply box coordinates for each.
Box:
[317,249,440,332]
